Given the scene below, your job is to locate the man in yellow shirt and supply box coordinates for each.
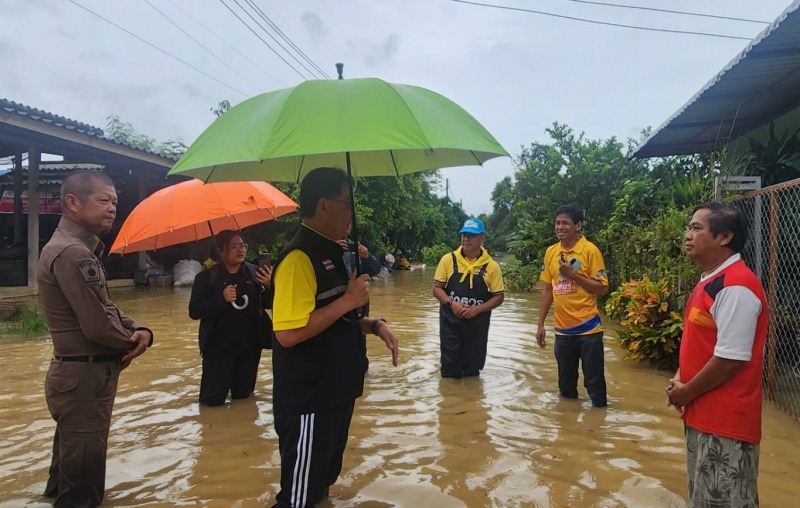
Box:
[536,205,609,407]
[270,167,399,507]
[433,218,505,378]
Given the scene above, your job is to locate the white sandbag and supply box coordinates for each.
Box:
[173,259,203,286]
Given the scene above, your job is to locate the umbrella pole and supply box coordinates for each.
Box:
[346,152,366,321]
[208,220,221,261]
[345,152,361,277]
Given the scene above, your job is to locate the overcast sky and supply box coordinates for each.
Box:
[0,0,793,214]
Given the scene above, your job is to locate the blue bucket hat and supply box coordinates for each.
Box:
[459,217,485,235]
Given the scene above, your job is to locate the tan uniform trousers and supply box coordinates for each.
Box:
[44,358,121,508]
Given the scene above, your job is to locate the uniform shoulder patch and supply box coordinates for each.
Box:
[78,260,102,284]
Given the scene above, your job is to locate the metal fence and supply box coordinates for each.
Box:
[733,178,800,422]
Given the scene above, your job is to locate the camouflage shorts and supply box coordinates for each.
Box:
[685,424,760,507]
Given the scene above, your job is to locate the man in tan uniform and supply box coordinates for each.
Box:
[37,171,153,507]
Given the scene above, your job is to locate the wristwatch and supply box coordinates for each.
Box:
[371,317,387,335]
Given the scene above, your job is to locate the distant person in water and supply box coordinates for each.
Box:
[338,225,381,278]
[377,253,395,279]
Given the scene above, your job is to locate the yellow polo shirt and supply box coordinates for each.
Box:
[540,235,608,335]
[272,249,317,331]
[434,248,504,293]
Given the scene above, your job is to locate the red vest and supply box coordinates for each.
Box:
[679,258,768,444]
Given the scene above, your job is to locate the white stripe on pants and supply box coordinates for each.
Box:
[291,413,315,508]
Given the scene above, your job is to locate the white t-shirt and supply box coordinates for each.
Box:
[703,254,763,361]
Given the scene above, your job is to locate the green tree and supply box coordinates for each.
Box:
[105,115,187,158]
[485,175,514,252]
[353,172,466,261]
[211,99,231,118]
[501,123,646,264]
[488,123,722,294]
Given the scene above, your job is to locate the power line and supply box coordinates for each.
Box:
[162,0,284,88]
[449,0,754,41]
[232,0,324,79]
[244,0,331,79]
[218,0,312,80]
[66,0,248,97]
[233,0,319,78]
[246,0,330,78]
[143,0,259,92]
[544,0,770,25]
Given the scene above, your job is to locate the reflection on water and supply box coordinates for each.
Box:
[1,268,798,507]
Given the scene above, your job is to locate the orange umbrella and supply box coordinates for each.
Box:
[110,179,297,254]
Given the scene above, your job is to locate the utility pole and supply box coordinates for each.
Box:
[445,178,450,199]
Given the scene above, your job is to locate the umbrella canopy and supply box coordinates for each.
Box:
[167,77,509,183]
[109,179,297,254]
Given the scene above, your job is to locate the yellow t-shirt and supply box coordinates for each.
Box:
[272,249,317,331]
[434,248,504,293]
[540,236,608,335]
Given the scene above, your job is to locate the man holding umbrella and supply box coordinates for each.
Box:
[270,167,399,507]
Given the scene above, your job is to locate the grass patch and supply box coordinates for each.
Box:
[3,305,50,341]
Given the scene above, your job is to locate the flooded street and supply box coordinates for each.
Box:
[1,268,798,507]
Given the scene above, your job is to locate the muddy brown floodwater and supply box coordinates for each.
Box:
[1,268,798,507]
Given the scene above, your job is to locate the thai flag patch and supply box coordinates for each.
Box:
[322,259,335,271]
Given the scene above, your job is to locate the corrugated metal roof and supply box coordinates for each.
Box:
[0,164,105,186]
[0,98,178,162]
[634,0,800,158]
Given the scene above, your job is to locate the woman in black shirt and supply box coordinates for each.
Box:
[189,230,272,406]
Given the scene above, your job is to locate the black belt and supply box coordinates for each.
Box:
[54,353,124,363]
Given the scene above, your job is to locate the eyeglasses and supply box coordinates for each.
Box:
[328,198,352,207]
[229,243,248,251]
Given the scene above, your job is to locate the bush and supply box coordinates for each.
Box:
[503,258,541,292]
[422,243,454,266]
[605,275,683,370]
[600,205,699,297]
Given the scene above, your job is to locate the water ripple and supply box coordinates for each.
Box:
[1,271,798,506]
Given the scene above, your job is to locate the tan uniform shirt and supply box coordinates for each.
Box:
[37,217,150,356]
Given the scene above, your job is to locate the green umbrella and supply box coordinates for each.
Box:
[169,78,507,305]
[168,77,509,183]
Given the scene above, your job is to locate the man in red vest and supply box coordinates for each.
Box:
[666,202,768,507]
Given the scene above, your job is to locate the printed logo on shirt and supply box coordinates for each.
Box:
[322,259,335,271]
[553,279,577,295]
[78,260,102,285]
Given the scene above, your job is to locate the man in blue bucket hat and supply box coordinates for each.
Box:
[433,217,505,378]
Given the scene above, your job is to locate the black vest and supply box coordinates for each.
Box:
[440,249,493,326]
[271,224,367,415]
